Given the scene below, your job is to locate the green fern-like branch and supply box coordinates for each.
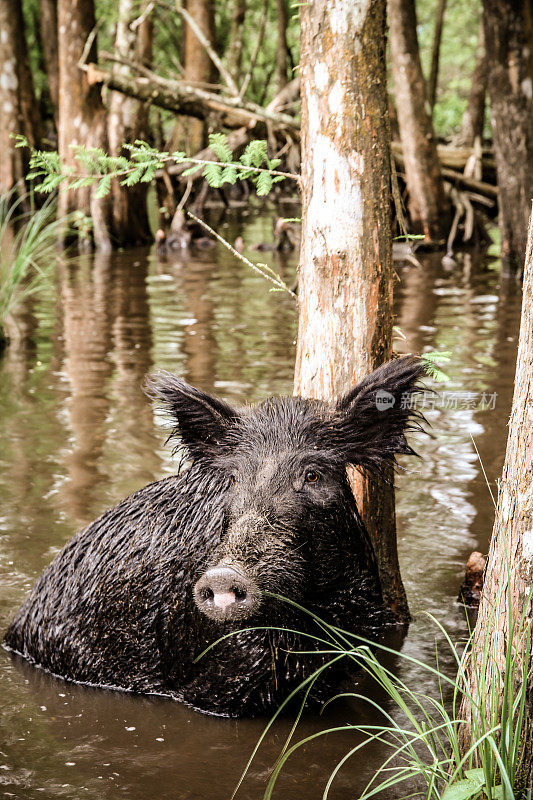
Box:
[14,134,300,200]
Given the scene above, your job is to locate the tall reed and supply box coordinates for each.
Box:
[0,192,64,349]
[200,582,530,800]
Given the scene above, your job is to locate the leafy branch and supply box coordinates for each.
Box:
[422,350,452,382]
[15,133,300,199]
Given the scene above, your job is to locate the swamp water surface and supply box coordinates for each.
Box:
[0,208,524,799]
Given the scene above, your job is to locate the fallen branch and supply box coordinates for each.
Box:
[440,166,498,199]
[86,55,299,132]
[161,78,301,183]
[391,140,494,172]
[393,144,498,200]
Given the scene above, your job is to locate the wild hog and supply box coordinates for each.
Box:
[4,357,425,717]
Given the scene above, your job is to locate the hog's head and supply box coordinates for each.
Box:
[147,357,426,627]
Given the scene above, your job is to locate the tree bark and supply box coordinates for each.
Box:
[39,0,60,127]
[57,0,111,251]
[460,208,533,779]
[0,0,26,195]
[458,22,487,147]
[427,0,447,110]
[107,0,153,245]
[0,0,42,196]
[295,0,408,621]
[388,0,451,241]
[276,0,289,93]
[14,2,42,149]
[168,0,216,154]
[483,0,533,275]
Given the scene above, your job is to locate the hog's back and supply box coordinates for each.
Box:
[4,467,226,695]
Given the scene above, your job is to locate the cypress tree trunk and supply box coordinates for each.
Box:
[460,208,533,776]
[458,22,487,147]
[483,0,533,275]
[427,0,447,110]
[107,0,153,245]
[39,0,59,128]
[0,0,41,196]
[57,0,111,251]
[168,0,215,154]
[388,0,451,241]
[295,0,409,622]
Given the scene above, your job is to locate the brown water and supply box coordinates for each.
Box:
[0,208,523,800]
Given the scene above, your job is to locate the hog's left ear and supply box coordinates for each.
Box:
[145,372,238,459]
[334,356,427,473]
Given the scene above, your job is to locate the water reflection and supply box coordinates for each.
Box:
[0,221,521,800]
[59,253,115,526]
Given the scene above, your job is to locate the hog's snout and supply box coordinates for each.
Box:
[193,565,260,622]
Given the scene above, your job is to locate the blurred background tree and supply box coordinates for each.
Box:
[0,0,531,274]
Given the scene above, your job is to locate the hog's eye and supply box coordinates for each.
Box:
[229,475,237,485]
[305,470,320,484]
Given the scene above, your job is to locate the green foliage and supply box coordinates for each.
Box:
[209,132,234,163]
[487,227,502,258]
[256,172,273,196]
[417,0,484,137]
[16,133,296,201]
[423,350,452,382]
[0,191,68,336]
[202,162,223,188]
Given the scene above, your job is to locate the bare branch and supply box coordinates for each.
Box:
[78,19,103,70]
[93,52,299,131]
[187,211,297,299]
[130,1,155,31]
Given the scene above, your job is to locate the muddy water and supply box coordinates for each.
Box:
[0,208,523,800]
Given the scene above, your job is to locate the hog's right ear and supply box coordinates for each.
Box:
[333,356,427,475]
[145,372,237,459]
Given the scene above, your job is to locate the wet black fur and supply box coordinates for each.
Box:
[4,357,426,717]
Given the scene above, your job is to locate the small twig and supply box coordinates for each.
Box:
[169,55,184,75]
[78,19,103,70]
[446,192,463,257]
[274,140,291,160]
[187,211,296,299]
[391,153,417,251]
[161,168,176,204]
[177,179,192,213]
[172,0,239,96]
[180,80,226,91]
[470,434,497,509]
[130,0,155,31]
[99,50,163,81]
[239,0,268,100]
